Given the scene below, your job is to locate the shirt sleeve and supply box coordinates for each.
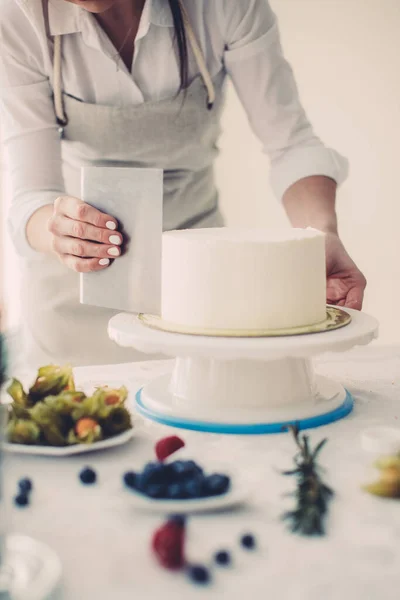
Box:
[0,1,64,258]
[217,0,349,200]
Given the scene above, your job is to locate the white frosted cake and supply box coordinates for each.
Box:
[161,227,326,331]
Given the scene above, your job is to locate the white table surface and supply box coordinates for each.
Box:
[3,345,400,600]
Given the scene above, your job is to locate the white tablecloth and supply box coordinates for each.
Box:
[4,345,400,600]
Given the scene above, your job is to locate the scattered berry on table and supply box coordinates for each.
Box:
[241,534,256,549]
[14,493,29,507]
[187,565,211,584]
[79,467,97,485]
[155,436,185,461]
[123,471,137,489]
[169,514,186,527]
[18,478,33,494]
[152,518,186,570]
[215,550,231,566]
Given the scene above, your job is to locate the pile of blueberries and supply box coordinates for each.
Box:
[123,459,230,500]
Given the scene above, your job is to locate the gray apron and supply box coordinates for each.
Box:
[20,7,226,369]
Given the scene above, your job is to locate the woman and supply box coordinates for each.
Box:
[0,0,366,368]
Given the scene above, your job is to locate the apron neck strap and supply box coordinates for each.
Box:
[177,0,215,109]
[41,0,68,128]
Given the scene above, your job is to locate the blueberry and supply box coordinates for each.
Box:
[14,493,29,507]
[241,534,256,549]
[170,461,189,477]
[184,477,203,499]
[79,467,96,485]
[123,471,137,489]
[141,462,168,485]
[159,463,176,482]
[18,478,33,494]
[215,550,231,566]
[203,474,230,497]
[188,565,210,584]
[170,460,203,481]
[169,514,186,527]
[184,460,203,477]
[141,462,159,478]
[143,461,159,473]
[167,483,186,499]
[145,484,167,499]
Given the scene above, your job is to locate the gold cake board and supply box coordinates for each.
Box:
[138,306,351,338]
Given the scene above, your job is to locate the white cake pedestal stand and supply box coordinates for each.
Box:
[108,308,378,434]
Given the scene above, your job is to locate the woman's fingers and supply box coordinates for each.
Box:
[54,196,118,230]
[48,214,123,246]
[62,255,112,273]
[344,286,364,311]
[48,196,123,273]
[52,236,121,259]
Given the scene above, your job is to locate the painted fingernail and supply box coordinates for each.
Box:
[109,235,122,245]
[99,258,110,266]
[106,221,117,231]
[107,247,120,257]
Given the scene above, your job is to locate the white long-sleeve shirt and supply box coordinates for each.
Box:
[0,0,348,257]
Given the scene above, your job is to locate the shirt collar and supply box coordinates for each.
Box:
[48,1,81,36]
[48,0,173,37]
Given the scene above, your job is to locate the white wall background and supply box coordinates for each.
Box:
[1,0,400,344]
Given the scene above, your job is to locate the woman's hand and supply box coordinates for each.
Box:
[47,196,123,272]
[325,232,367,310]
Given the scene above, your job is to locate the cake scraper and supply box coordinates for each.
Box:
[80,166,163,315]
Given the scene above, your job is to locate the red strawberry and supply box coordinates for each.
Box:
[152,520,185,570]
[155,436,185,462]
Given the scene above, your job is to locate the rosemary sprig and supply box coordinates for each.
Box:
[281,425,334,536]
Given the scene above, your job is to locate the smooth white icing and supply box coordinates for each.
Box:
[161,227,326,331]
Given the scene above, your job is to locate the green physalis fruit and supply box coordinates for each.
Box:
[7,419,41,445]
[364,455,400,499]
[72,386,128,421]
[5,364,131,448]
[29,403,66,446]
[9,402,31,420]
[29,365,75,403]
[68,418,102,445]
[7,379,29,407]
[101,407,132,436]
[44,391,86,416]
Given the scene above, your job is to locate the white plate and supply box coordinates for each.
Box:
[361,426,400,454]
[4,534,62,600]
[127,485,248,514]
[3,428,135,457]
